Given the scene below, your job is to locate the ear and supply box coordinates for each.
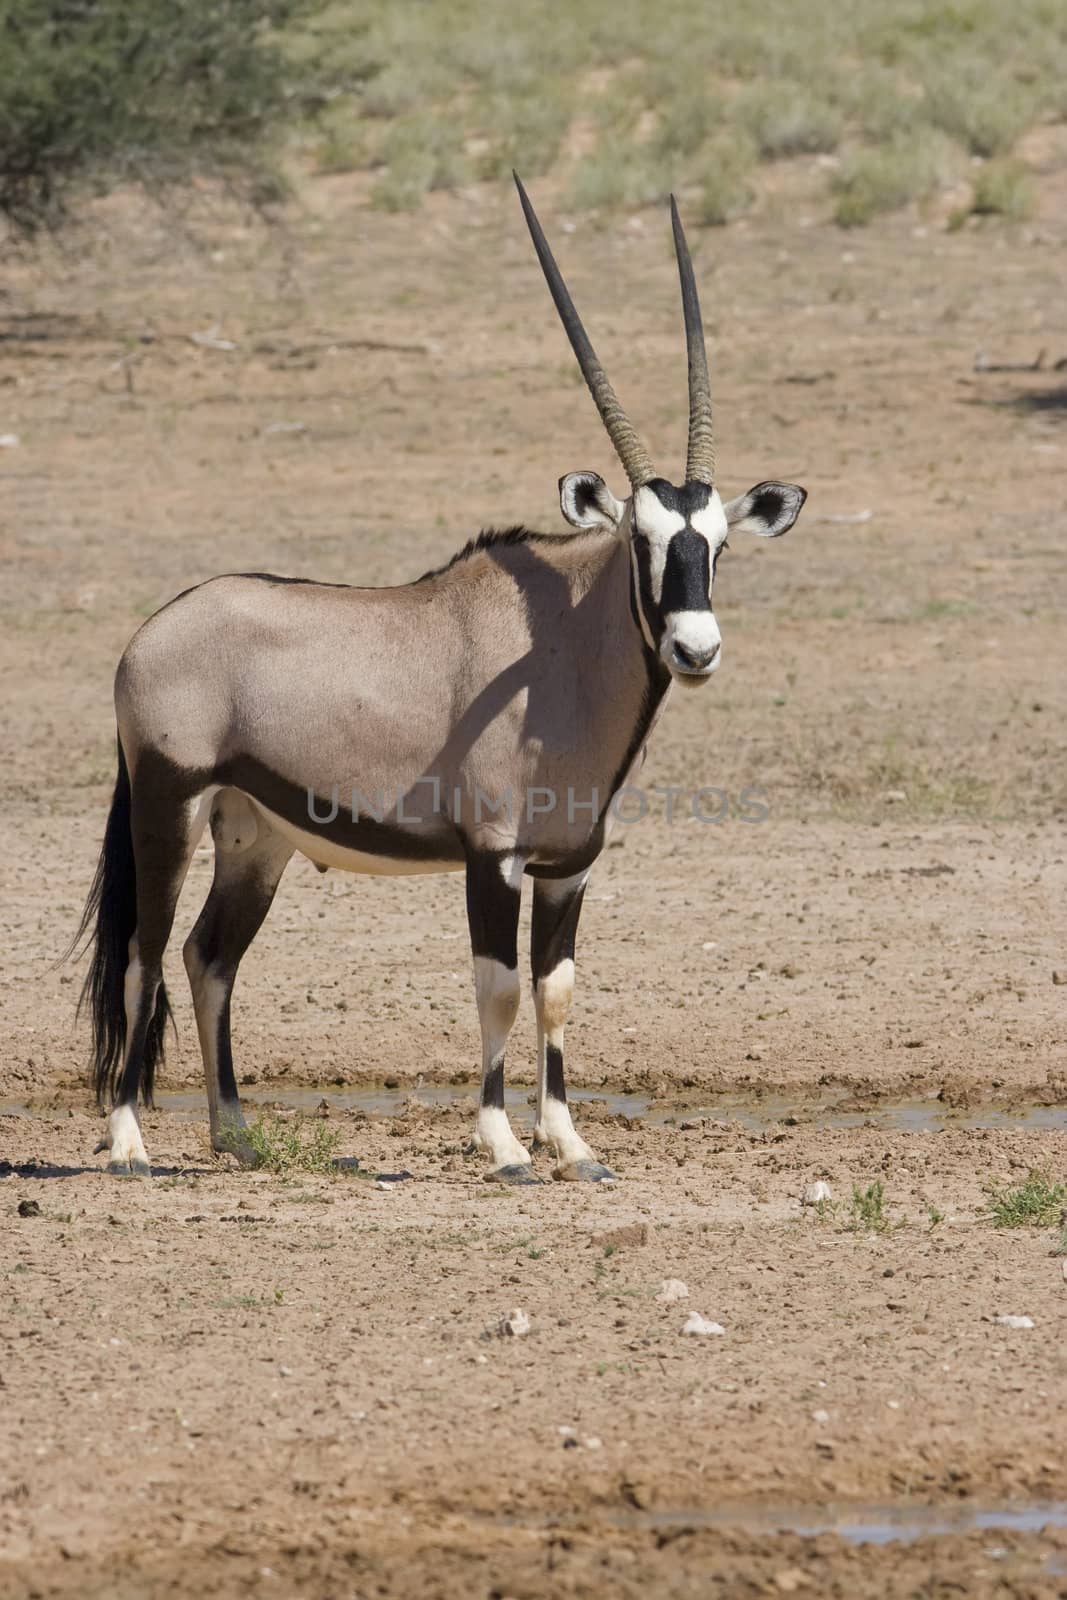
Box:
[723,481,807,539]
[559,471,625,532]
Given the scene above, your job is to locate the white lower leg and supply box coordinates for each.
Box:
[533,958,596,1165]
[470,957,528,1169]
[99,1104,150,1172]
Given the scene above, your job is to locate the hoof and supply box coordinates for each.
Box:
[213,1133,261,1169]
[553,1160,617,1184]
[485,1163,543,1186]
[106,1156,151,1178]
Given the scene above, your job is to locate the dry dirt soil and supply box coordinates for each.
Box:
[1,169,1066,1598]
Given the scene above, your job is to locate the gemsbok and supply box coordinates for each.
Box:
[74,175,806,1183]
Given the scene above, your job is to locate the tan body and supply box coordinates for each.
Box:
[118,530,660,875]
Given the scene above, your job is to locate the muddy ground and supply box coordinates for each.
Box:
[1,168,1066,1596]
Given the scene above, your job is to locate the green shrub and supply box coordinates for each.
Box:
[0,0,322,235]
[369,111,469,211]
[567,139,666,211]
[832,132,950,226]
[969,159,1036,219]
[922,65,1032,157]
[737,82,843,158]
[475,84,570,182]
[651,86,724,162]
[697,132,757,225]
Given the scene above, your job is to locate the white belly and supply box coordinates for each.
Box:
[246,794,464,878]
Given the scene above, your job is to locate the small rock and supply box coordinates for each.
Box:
[812,1409,830,1425]
[584,1436,603,1450]
[0,433,20,449]
[884,789,907,802]
[17,1199,40,1218]
[1053,971,1066,986]
[774,1568,811,1593]
[189,328,236,351]
[802,1180,833,1206]
[492,1308,531,1338]
[993,1314,1034,1330]
[680,1312,725,1337]
[655,1278,689,1303]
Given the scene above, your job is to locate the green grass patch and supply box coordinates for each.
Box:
[280,0,1067,226]
[221,1115,345,1176]
[984,1170,1066,1229]
[848,1179,889,1232]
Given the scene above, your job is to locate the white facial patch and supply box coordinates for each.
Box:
[631,484,685,603]
[690,489,729,549]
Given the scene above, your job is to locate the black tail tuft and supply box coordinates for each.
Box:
[69,741,171,1108]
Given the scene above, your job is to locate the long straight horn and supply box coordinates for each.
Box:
[669,195,715,487]
[514,172,656,489]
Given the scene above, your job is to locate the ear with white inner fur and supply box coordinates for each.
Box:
[559,471,625,532]
[723,481,807,539]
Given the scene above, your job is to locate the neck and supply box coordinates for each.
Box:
[595,537,673,797]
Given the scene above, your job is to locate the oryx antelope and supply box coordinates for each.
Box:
[75,176,806,1183]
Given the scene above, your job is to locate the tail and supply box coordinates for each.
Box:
[69,740,172,1107]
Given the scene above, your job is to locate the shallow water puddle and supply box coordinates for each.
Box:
[3,1086,1066,1133]
[534,1500,1067,1548]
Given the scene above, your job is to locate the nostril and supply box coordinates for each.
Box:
[674,639,719,670]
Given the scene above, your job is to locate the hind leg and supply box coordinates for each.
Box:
[98,780,213,1176]
[183,791,292,1164]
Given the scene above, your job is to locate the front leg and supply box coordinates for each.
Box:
[465,852,538,1184]
[531,872,615,1182]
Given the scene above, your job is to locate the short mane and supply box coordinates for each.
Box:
[416,526,575,583]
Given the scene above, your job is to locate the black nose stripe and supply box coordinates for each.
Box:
[660,529,711,616]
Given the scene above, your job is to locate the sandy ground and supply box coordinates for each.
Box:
[1,168,1066,1596]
